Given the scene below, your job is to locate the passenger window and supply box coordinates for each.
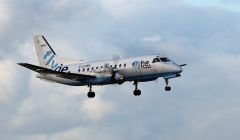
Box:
[92,67,94,70]
[104,64,109,68]
[78,69,81,72]
[96,67,98,69]
[119,64,122,68]
[87,68,89,72]
[83,68,85,72]
[124,64,126,67]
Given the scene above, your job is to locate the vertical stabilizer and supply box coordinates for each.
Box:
[33,35,58,69]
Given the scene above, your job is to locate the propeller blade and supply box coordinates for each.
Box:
[180,64,187,67]
[112,54,121,67]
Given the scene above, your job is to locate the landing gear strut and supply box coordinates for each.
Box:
[133,80,141,96]
[164,79,171,91]
[87,84,95,98]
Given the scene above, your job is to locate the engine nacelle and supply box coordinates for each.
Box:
[114,73,124,80]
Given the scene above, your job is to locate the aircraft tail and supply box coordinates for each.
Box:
[33,35,79,70]
[33,35,58,69]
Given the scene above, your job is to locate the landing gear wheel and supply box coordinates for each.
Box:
[164,79,171,91]
[133,80,141,96]
[133,89,141,96]
[87,84,95,98]
[165,86,171,91]
[87,91,95,98]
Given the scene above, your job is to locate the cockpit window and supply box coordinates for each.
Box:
[152,58,161,63]
[160,57,170,62]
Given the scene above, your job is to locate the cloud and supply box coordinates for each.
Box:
[141,35,161,42]
[101,0,161,20]
[184,0,240,12]
[101,0,141,19]
[9,72,113,134]
[0,0,11,35]
[0,60,18,103]
[81,97,113,121]
[0,0,240,140]
[50,0,71,9]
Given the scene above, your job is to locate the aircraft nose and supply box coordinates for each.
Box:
[175,65,182,73]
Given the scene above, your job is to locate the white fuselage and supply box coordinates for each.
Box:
[37,55,182,86]
[19,35,186,98]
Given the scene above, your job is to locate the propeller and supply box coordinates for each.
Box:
[112,54,120,69]
[180,64,187,67]
[111,54,123,80]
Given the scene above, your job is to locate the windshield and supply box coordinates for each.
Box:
[152,58,161,63]
[160,57,170,62]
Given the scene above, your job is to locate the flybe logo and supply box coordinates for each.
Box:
[132,60,151,69]
[43,51,69,72]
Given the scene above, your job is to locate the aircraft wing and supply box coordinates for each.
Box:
[18,63,96,81]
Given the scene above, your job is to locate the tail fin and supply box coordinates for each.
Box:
[33,35,82,70]
[33,35,59,69]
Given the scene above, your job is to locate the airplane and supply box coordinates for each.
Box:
[18,35,186,98]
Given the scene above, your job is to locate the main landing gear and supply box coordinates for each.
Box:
[133,80,141,96]
[164,79,171,91]
[86,79,171,98]
[87,84,95,98]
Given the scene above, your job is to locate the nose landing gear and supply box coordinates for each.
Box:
[164,79,171,91]
[165,86,171,91]
[134,89,141,96]
[133,80,141,96]
[87,84,95,98]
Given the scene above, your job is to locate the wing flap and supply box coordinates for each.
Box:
[18,63,96,81]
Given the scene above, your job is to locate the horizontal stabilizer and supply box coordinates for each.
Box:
[18,63,96,81]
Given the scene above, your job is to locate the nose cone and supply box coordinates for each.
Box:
[174,65,182,73]
[165,63,183,74]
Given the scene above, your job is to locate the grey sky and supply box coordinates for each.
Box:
[1,0,240,140]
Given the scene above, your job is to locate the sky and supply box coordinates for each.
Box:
[0,0,240,139]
